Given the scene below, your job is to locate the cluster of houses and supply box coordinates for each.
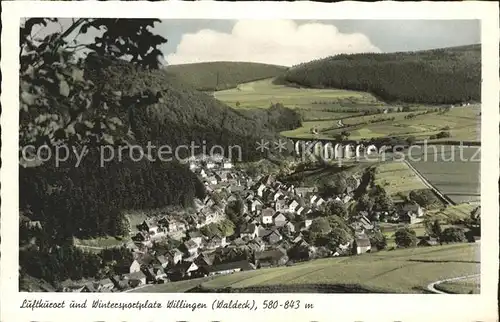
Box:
[56,154,463,293]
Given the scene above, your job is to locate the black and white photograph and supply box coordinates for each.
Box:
[1,1,499,321]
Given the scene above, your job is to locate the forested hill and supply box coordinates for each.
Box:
[20,55,301,243]
[165,61,288,91]
[275,44,481,104]
[85,55,298,160]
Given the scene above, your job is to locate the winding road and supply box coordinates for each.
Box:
[426,274,480,294]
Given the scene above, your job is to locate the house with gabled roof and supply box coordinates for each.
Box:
[273,212,288,227]
[288,200,300,213]
[166,249,183,265]
[96,278,115,292]
[275,199,288,212]
[156,255,169,268]
[263,229,282,244]
[129,259,141,273]
[194,252,216,268]
[257,184,267,197]
[247,237,265,252]
[183,239,199,256]
[240,223,258,239]
[284,221,296,234]
[255,247,288,268]
[206,235,227,249]
[248,198,264,213]
[187,230,204,246]
[260,207,275,224]
[201,260,255,276]
[353,237,371,255]
[168,261,199,280]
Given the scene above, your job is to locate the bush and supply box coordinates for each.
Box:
[436,131,451,139]
[394,227,417,248]
[441,227,467,243]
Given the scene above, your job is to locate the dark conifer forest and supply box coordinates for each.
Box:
[275,44,481,104]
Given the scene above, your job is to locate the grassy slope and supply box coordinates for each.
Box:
[277,44,481,105]
[435,276,480,294]
[136,243,479,294]
[165,61,287,91]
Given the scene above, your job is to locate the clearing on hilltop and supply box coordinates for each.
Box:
[165,61,288,92]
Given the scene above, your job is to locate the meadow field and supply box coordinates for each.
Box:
[215,79,480,143]
[134,243,479,294]
[374,161,429,201]
[407,146,480,204]
[215,78,381,120]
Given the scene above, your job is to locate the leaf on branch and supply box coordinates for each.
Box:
[59,80,70,97]
[21,91,37,105]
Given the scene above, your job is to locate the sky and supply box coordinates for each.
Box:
[27,19,480,67]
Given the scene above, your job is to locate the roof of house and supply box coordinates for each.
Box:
[261,207,275,217]
[127,271,146,280]
[184,239,198,249]
[355,238,371,248]
[156,255,168,264]
[168,249,184,257]
[418,236,439,245]
[137,253,155,266]
[188,230,203,239]
[256,248,287,261]
[206,260,255,273]
[98,278,113,286]
[249,237,264,245]
[273,212,287,220]
[471,206,480,219]
[241,223,257,234]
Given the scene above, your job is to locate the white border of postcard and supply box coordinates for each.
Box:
[2,1,499,322]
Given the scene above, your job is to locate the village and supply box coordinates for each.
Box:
[55,153,441,293]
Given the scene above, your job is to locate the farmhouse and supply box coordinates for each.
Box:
[240,223,258,239]
[261,208,275,224]
[353,237,371,255]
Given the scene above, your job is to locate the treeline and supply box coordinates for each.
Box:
[239,103,302,133]
[275,45,481,104]
[20,150,206,242]
[86,54,299,161]
[165,61,287,91]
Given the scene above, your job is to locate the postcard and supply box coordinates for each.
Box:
[1,1,498,321]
